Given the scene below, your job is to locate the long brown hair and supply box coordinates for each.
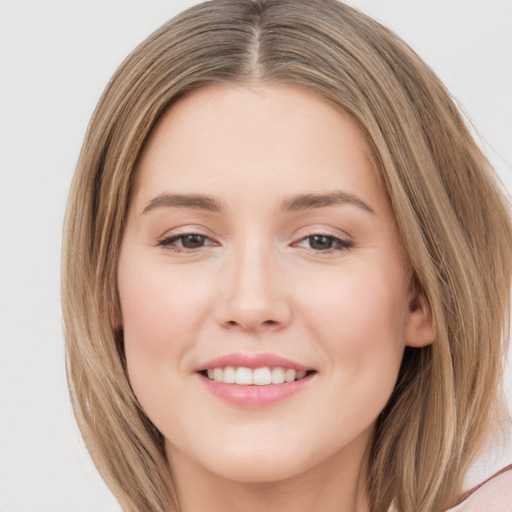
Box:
[62,1,512,510]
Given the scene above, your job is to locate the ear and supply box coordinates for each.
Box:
[405,287,434,347]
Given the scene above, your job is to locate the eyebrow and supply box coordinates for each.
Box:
[142,193,223,214]
[142,190,374,215]
[281,191,374,214]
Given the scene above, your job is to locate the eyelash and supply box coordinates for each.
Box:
[293,234,354,253]
[157,233,353,254]
[157,233,214,253]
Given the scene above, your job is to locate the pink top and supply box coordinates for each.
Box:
[446,465,512,511]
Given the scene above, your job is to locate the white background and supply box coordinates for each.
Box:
[0,1,511,511]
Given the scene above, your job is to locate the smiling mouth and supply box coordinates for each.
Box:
[199,366,316,385]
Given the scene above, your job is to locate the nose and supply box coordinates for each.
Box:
[214,241,292,332]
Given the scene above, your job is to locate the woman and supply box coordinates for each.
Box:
[61,1,512,511]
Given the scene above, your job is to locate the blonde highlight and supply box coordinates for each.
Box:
[62,1,512,511]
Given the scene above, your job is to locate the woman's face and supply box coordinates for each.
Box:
[117,84,432,484]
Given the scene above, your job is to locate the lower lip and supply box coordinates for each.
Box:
[199,373,315,407]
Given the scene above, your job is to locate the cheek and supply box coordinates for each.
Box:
[299,265,408,385]
[117,257,219,436]
[120,260,203,343]
[297,273,407,440]
[117,256,212,394]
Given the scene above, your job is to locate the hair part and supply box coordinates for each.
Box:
[62,1,512,511]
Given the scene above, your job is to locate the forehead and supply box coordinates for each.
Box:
[132,83,389,216]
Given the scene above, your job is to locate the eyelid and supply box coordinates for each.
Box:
[294,235,353,250]
[291,225,353,242]
[155,225,220,252]
[156,224,216,241]
[164,233,216,245]
[290,226,354,253]
[156,233,218,255]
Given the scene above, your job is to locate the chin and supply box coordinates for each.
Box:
[168,434,318,485]
[201,453,308,484]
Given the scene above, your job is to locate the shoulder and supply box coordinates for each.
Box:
[446,465,512,512]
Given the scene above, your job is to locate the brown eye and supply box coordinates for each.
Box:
[158,233,214,252]
[308,235,335,250]
[180,234,207,249]
[293,233,353,253]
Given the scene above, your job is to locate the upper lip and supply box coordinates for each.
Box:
[195,352,313,372]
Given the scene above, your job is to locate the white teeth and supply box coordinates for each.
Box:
[213,367,223,381]
[235,367,253,385]
[205,366,310,385]
[223,365,236,384]
[285,369,296,383]
[253,367,272,385]
[271,367,285,384]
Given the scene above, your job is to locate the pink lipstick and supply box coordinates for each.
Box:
[195,352,312,372]
[195,352,316,407]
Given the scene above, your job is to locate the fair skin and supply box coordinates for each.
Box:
[117,84,433,512]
